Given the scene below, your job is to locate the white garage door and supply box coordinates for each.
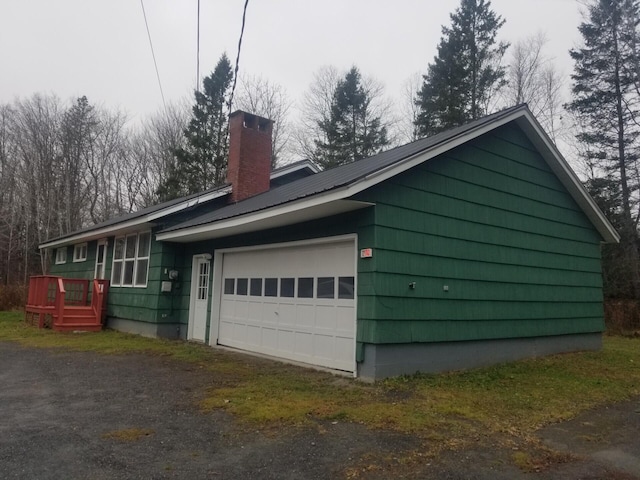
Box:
[218,239,356,373]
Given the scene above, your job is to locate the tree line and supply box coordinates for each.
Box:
[1,0,638,302]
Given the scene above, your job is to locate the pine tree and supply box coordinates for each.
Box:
[415,0,508,136]
[568,0,640,298]
[314,67,388,169]
[157,54,233,200]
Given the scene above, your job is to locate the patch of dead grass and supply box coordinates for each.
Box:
[101,428,155,442]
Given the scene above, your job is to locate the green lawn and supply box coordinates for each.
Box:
[3,310,639,443]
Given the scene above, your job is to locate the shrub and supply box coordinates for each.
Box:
[604,299,640,335]
[0,284,28,311]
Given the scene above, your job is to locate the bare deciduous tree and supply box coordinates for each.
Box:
[504,32,564,140]
[236,75,293,166]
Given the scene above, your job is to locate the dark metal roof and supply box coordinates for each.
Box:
[41,160,317,245]
[161,105,527,234]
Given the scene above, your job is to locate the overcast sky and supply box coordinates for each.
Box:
[1,0,584,123]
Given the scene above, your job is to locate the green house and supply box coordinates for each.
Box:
[41,107,618,380]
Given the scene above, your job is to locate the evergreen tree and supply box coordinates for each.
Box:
[415,0,508,136]
[314,66,388,169]
[158,54,233,200]
[568,0,640,298]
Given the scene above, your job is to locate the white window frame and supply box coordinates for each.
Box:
[55,247,67,264]
[110,231,151,288]
[73,243,88,262]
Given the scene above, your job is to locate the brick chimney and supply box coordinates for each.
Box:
[227,110,273,203]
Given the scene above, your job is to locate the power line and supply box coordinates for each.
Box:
[196,0,201,92]
[140,0,167,111]
[228,0,250,116]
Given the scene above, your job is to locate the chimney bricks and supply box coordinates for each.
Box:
[227,110,273,203]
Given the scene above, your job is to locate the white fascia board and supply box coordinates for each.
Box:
[158,107,618,245]
[270,160,320,179]
[156,199,373,242]
[39,217,156,250]
[514,112,619,244]
[146,187,231,221]
[39,187,232,250]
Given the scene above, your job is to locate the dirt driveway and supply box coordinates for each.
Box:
[1,342,639,479]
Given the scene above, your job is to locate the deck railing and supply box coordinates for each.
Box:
[25,275,109,330]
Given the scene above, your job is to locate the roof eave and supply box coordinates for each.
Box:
[157,106,619,245]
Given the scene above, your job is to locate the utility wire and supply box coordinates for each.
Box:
[228,0,250,116]
[196,0,201,92]
[140,0,167,111]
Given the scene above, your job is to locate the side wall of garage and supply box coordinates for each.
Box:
[352,123,606,379]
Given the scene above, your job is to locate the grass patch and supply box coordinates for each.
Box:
[102,428,155,442]
[2,310,640,444]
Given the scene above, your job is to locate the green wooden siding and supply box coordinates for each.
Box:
[50,242,97,279]
[354,123,606,344]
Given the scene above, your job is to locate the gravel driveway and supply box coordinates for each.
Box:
[1,341,640,479]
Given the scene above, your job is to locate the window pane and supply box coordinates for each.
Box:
[237,278,248,295]
[137,232,151,257]
[297,277,314,298]
[224,278,235,295]
[125,235,137,259]
[123,259,135,285]
[280,278,294,297]
[112,261,122,285]
[250,278,262,296]
[338,276,355,299]
[317,277,335,299]
[114,238,125,260]
[264,278,277,297]
[134,259,148,286]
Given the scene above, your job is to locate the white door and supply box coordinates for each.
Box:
[94,240,107,279]
[189,256,210,342]
[217,239,356,373]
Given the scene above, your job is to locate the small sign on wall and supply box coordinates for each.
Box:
[360,248,373,258]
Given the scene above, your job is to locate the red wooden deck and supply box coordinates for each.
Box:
[25,276,109,332]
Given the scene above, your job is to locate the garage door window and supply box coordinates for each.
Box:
[297,277,314,298]
[280,278,295,297]
[250,278,262,296]
[237,278,248,295]
[223,275,355,300]
[338,276,355,299]
[317,277,335,298]
[265,278,278,297]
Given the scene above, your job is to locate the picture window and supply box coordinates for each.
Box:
[111,231,151,288]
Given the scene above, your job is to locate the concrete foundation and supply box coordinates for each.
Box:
[106,317,187,340]
[357,333,603,381]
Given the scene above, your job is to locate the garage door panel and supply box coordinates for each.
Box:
[218,240,356,373]
[295,304,315,328]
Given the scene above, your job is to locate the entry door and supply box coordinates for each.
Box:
[94,240,107,279]
[189,257,211,342]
